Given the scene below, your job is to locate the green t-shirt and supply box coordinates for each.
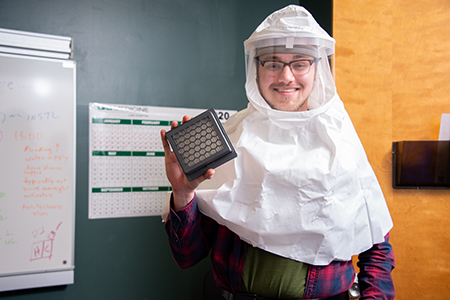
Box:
[242,245,308,298]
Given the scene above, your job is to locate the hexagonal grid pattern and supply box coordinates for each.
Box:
[165,108,237,181]
[172,117,224,168]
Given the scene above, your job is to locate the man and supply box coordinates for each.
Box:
[161,5,395,300]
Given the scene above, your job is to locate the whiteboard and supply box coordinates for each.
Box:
[0,53,76,291]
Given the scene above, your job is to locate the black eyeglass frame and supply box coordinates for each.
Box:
[255,58,320,76]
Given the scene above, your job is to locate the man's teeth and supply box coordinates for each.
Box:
[277,89,296,92]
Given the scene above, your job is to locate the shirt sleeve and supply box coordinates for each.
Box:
[164,193,218,268]
[357,232,396,299]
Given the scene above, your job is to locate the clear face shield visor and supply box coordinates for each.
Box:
[244,37,336,110]
[245,37,334,78]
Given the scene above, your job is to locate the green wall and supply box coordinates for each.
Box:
[0,1,331,299]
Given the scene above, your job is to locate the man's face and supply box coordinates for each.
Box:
[256,53,316,112]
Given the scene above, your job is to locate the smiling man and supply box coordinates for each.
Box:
[256,50,317,112]
[162,5,395,300]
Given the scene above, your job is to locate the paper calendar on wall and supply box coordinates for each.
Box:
[88,103,236,219]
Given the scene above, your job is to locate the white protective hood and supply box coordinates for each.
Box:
[195,5,393,266]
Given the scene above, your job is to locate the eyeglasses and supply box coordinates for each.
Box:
[256,58,317,76]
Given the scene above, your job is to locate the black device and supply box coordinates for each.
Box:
[165,108,237,181]
[392,140,450,189]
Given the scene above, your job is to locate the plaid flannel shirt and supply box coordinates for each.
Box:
[165,195,395,299]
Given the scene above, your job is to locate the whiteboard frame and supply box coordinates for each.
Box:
[0,53,77,291]
[0,270,74,292]
[0,28,72,59]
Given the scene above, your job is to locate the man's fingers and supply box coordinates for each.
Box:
[182,115,191,123]
[170,120,179,130]
[160,129,172,155]
[193,169,215,186]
